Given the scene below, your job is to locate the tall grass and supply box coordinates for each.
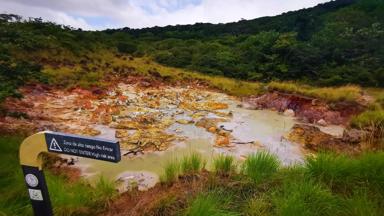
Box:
[184,192,239,216]
[267,81,362,102]
[350,110,384,148]
[272,179,339,216]
[242,151,280,184]
[350,110,384,129]
[213,154,236,176]
[180,153,205,175]
[306,152,384,193]
[160,159,180,184]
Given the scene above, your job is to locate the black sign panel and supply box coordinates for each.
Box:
[45,132,121,162]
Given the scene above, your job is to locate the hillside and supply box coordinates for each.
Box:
[1,0,384,106]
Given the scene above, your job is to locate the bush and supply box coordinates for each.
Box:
[242,151,280,183]
[117,42,137,54]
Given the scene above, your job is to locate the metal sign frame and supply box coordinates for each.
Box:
[19,131,121,216]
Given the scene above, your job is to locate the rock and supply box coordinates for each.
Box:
[317,119,327,126]
[176,119,193,124]
[286,124,359,153]
[204,102,229,110]
[342,129,367,143]
[81,127,101,136]
[218,130,230,136]
[208,126,217,133]
[115,129,130,138]
[283,109,295,117]
[195,118,226,131]
[215,135,230,147]
[114,120,138,129]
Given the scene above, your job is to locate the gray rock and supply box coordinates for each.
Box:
[342,129,367,143]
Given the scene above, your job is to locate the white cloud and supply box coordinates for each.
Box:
[0,0,330,30]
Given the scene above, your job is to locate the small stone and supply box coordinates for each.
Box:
[283,109,295,117]
[176,119,193,124]
[317,119,327,126]
[215,135,230,146]
[342,129,366,143]
[208,127,217,133]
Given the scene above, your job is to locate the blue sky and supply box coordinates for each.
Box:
[0,0,330,30]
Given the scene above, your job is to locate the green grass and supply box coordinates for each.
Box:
[180,153,205,175]
[272,179,339,216]
[213,154,236,176]
[0,136,116,216]
[184,191,239,216]
[267,81,362,102]
[160,159,180,184]
[154,151,383,216]
[242,151,280,184]
[306,152,384,194]
[350,110,384,129]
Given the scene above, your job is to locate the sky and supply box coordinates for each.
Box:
[0,0,330,30]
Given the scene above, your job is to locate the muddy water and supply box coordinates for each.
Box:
[74,93,304,190]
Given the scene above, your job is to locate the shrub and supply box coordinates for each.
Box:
[242,151,280,183]
[213,154,236,176]
[117,42,137,54]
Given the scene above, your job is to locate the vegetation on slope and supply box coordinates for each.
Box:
[115,151,384,215]
[109,0,384,87]
[0,136,116,216]
[1,0,384,106]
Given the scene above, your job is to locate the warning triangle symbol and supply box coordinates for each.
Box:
[49,138,62,152]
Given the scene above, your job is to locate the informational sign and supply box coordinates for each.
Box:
[20,131,122,216]
[45,132,121,162]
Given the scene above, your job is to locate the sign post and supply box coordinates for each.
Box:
[19,131,121,216]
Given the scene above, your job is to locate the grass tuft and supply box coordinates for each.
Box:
[213,154,236,176]
[306,152,384,193]
[180,153,205,175]
[242,151,280,184]
[160,159,180,184]
[185,192,239,216]
[350,110,384,129]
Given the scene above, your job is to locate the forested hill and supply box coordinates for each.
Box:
[103,0,383,86]
[0,0,383,104]
[108,0,356,39]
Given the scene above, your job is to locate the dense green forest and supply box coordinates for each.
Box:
[108,0,384,86]
[1,0,384,104]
